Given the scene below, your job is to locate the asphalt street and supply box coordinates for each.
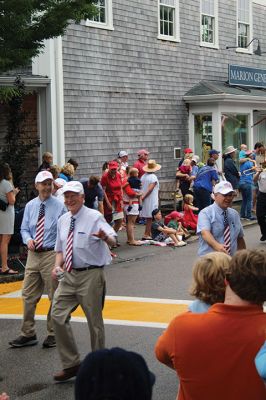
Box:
[0,223,264,400]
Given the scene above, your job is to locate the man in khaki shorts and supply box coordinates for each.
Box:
[9,171,66,348]
[51,181,116,381]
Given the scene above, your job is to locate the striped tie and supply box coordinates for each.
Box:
[65,216,75,272]
[223,210,231,254]
[35,203,45,250]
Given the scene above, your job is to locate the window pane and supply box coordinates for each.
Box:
[202,0,214,16]
[194,115,213,164]
[160,4,175,37]
[90,0,106,23]
[238,23,248,47]
[222,114,248,167]
[202,15,214,43]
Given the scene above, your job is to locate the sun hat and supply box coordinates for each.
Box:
[62,181,84,194]
[143,160,161,173]
[118,151,128,158]
[137,149,149,156]
[184,148,193,154]
[224,146,237,155]
[108,161,119,170]
[213,181,236,195]
[35,171,53,183]
[209,149,220,156]
[75,347,155,400]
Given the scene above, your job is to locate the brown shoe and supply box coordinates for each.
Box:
[53,364,80,381]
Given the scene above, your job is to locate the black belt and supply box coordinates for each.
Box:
[35,247,54,253]
[72,265,104,272]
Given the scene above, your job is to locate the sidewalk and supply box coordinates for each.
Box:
[0,204,257,284]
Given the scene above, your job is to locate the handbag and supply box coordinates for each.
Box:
[0,198,8,211]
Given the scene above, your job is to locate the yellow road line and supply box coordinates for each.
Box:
[0,298,188,323]
[0,281,22,295]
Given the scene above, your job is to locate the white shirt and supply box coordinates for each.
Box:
[258,171,266,193]
[55,205,116,267]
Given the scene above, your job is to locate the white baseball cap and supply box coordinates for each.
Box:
[35,171,53,183]
[213,181,235,195]
[54,178,66,187]
[118,150,128,158]
[62,181,84,194]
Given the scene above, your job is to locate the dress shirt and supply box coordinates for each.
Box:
[197,202,244,256]
[21,196,66,248]
[55,205,117,268]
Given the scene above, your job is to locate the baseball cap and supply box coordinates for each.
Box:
[184,148,193,154]
[137,149,149,156]
[213,181,235,195]
[35,171,53,183]
[118,150,128,158]
[108,161,119,170]
[209,149,220,156]
[245,150,253,156]
[62,181,84,194]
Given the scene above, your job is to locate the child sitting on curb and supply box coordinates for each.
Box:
[151,209,186,247]
[164,211,191,240]
[182,194,198,232]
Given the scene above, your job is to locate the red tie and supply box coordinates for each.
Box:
[65,216,75,272]
[35,203,45,250]
[223,210,231,254]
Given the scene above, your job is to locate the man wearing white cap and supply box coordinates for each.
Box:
[197,181,246,256]
[9,171,66,349]
[117,150,129,171]
[51,181,116,382]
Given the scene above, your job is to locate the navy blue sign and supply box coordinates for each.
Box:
[229,64,266,88]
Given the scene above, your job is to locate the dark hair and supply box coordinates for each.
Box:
[89,175,100,186]
[254,142,264,150]
[67,158,79,169]
[102,161,109,172]
[226,249,266,304]
[151,208,160,219]
[75,348,154,400]
[0,162,12,181]
[207,157,215,167]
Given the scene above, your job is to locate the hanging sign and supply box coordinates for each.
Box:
[229,64,266,88]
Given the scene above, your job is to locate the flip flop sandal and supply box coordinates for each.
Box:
[0,268,18,275]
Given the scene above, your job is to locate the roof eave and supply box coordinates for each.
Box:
[183,93,266,104]
[0,76,50,88]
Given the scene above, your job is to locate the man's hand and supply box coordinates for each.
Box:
[27,239,35,251]
[92,229,108,241]
[213,243,230,254]
[51,266,64,281]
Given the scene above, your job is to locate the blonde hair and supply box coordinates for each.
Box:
[184,194,194,205]
[190,252,231,305]
[61,163,75,177]
[129,167,139,177]
[182,158,191,166]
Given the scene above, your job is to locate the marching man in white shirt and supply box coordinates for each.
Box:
[51,181,116,382]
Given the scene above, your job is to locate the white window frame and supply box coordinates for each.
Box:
[200,0,219,49]
[236,0,252,54]
[158,0,180,42]
[85,0,113,31]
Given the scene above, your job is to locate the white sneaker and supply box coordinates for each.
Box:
[176,241,187,247]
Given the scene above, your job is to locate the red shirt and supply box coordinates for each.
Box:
[101,172,122,212]
[133,159,147,178]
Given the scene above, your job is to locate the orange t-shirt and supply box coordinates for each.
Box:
[155,304,266,400]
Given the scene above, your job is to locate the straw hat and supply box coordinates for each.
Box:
[224,146,237,155]
[143,159,161,173]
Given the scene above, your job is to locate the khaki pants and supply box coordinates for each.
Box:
[52,268,106,369]
[21,250,57,337]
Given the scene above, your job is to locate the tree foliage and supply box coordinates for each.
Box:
[1,77,39,187]
[0,0,96,73]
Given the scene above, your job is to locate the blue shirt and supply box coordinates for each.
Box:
[197,202,244,256]
[239,160,254,185]
[194,166,218,192]
[255,341,266,380]
[21,196,66,248]
[188,299,210,313]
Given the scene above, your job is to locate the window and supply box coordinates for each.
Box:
[237,0,252,49]
[221,113,248,167]
[194,115,213,164]
[158,0,180,42]
[200,0,218,48]
[85,0,113,30]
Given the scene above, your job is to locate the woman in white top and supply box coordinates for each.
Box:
[253,161,266,242]
[140,160,161,239]
[0,163,19,274]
